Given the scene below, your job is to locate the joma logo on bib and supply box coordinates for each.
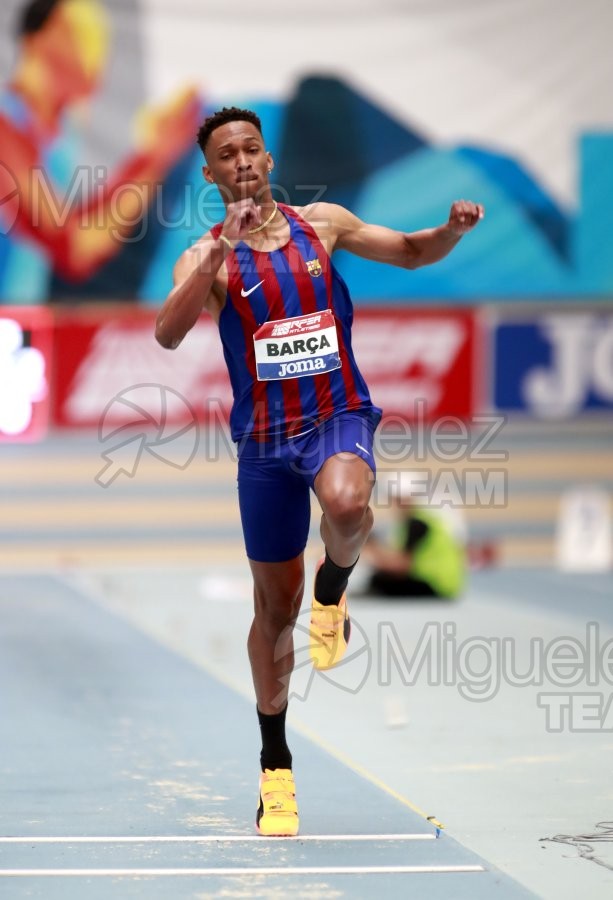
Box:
[278,358,328,377]
[253,310,341,381]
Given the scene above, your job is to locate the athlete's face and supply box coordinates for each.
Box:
[203,121,273,202]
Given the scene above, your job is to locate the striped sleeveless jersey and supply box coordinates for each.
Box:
[212,203,380,441]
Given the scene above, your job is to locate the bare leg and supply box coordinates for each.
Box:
[314,453,375,567]
[248,556,303,836]
[247,554,305,714]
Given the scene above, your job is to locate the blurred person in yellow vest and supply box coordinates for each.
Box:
[363,470,467,598]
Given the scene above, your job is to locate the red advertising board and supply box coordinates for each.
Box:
[0,306,53,441]
[52,308,231,429]
[352,308,478,421]
[52,306,479,429]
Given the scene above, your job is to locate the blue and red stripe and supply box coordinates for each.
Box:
[251,248,304,430]
[283,212,350,415]
[215,206,376,440]
[278,239,336,430]
[286,207,365,412]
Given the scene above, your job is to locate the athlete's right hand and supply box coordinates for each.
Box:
[221,199,262,241]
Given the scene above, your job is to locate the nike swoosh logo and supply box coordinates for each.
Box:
[241,280,265,298]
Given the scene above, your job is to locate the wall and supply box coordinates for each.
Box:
[0,0,612,303]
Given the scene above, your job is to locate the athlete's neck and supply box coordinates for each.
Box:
[248,201,278,234]
[243,205,290,251]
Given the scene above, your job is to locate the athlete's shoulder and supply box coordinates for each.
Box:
[291,201,347,222]
[172,231,228,298]
[173,235,207,284]
[290,202,361,251]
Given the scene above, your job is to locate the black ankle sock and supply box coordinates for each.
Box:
[314,551,358,606]
[257,704,292,772]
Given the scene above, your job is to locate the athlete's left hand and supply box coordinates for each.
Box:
[447,200,484,235]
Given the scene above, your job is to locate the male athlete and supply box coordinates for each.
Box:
[155,107,483,837]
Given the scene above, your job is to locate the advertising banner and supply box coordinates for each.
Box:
[493,311,613,418]
[352,309,478,422]
[52,309,230,430]
[52,307,479,430]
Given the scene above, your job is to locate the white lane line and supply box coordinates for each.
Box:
[0,833,436,844]
[0,865,486,877]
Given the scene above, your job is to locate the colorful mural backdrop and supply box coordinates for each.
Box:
[0,0,611,305]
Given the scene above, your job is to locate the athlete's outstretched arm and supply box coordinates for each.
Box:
[323,200,484,269]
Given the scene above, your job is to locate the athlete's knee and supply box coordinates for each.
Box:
[252,578,304,638]
[319,482,371,534]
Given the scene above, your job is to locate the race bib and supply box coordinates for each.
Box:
[253,310,341,381]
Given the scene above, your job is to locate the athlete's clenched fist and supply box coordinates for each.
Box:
[447,199,484,235]
[221,198,262,241]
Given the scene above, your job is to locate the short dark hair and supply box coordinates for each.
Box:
[196,106,262,157]
[17,0,61,36]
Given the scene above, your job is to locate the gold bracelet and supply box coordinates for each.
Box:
[218,234,234,251]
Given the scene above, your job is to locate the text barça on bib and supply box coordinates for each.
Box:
[253,310,341,381]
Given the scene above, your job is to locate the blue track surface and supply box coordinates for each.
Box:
[0,574,536,899]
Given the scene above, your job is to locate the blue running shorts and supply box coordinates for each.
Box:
[237,409,381,563]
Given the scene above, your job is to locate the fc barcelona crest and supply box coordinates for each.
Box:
[306,258,323,278]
